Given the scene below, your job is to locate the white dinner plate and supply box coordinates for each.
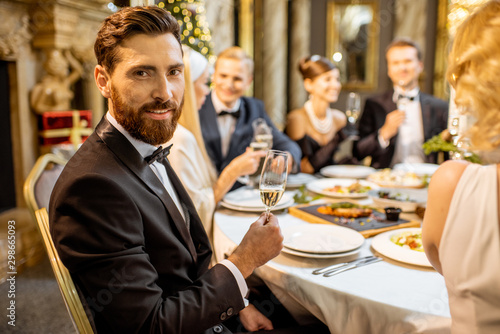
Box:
[393,163,440,177]
[281,246,361,259]
[368,188,427,213]
[306,178,379,198]
[223,188,293,208]
[371,228,431,267]
[320,165,376,179]
[286,173,318,188]
[282,224,364,254]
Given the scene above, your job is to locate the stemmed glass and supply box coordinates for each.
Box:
[240,119,273,188]
[259,150,289,220]
[345,92,361,137]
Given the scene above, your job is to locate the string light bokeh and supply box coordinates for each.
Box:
[158,0,215,63]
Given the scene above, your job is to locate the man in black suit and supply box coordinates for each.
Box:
[49,7,285,334]
[198,46,301,181]
[353,38,448,169]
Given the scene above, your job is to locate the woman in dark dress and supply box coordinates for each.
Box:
[286,55,350,173]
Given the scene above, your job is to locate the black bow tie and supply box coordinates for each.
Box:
[397,94,416,101]
[145,144,173,165]
[218,110,240,118]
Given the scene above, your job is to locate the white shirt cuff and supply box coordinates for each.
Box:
[220,259,249,301]
[378,131,390,149]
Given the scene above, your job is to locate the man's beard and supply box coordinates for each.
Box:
[111,86,183,146]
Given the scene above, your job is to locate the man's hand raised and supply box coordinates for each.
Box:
[379,109,405,142]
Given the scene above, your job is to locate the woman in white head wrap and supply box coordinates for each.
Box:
[168,46,265,244]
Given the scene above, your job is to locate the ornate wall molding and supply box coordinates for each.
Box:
[0,0,110,209]
[0,4,32,60]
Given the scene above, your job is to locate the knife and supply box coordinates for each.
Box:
[312,255,377,275]
[323,256,383,277]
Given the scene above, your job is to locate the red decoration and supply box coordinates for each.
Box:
[39,110,93,147]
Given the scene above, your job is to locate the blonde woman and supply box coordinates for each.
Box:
[286,55,351,173]
[422,1,500,332]
[168,47,265,240]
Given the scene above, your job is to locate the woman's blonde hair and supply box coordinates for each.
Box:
[179,46,215,180]
[447,0,500,151]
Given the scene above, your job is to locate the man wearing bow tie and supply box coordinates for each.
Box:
[353,38,448,168]
[198,47,301,182]
[49,7,290,334]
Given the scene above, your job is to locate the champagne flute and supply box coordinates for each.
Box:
[259,150,289,220]
[346,92,361,124]
[346,92,361,138]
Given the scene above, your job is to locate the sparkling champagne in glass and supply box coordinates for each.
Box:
[346,92,361,125]
[259,150,289,219]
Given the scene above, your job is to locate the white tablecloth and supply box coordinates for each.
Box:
[213,208,451,334]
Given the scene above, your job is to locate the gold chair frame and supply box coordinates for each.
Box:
[35,208,94,334]
[23,153,67,220]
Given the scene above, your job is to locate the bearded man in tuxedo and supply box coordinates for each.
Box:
[49,6,289,334]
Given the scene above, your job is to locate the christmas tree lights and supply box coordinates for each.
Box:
[158,0,214,61]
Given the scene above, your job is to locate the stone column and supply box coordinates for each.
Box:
[261,0,287,130]
[289,0,311,111]
[205,0,234,57]
[394,0,427,58]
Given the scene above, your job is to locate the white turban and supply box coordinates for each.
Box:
[188,48,209,82]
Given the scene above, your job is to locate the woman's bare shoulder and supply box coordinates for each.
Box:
[430,160,470,190]
[286,108,308,139]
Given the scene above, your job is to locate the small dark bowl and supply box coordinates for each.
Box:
[384,207,402,221]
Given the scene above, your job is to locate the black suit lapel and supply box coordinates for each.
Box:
[381,90,398,115]
[419,93,433,140]
[162,158,212,265]
[199,94,224,170]
[94,117,198,260]
[226,99,248,160]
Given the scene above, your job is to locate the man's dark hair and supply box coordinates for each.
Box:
[94,6,182,74]
[385,37,422,61]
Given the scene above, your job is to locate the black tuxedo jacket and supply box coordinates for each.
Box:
[353,90,449,168]
[198,93,301,175]
[49,117,242,334]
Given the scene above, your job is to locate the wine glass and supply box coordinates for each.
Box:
[259,150,289,220]
[345,92,361,137]
[241,119,273,188]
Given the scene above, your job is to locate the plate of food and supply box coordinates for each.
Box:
[282,224,364,254]
[368,188,427,212]
[371,228,431,267]
[367,169,427,188]
[320,165,376,179]
[306,178,379,198]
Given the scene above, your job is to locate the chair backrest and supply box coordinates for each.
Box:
[24,153,67,219]
[35,208,94,334]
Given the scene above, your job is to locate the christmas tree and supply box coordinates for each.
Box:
[158,0,214,60]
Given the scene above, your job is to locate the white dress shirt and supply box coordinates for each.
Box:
[105,112,248,302]
[211,92,241,158]
[391,87,425,166]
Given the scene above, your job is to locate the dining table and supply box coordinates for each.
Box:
[213,170,452,334]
